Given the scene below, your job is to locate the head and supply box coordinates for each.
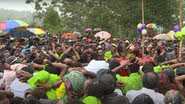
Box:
[128,62,140,74]
[86,80,104,98]
[157,72,171,95]
[142,63,154,73]
[98,73,116,94]
[142,72,159,89]
[132,93,154,104]
[96,48,104,57]
[164,90,184,104]
[64,71,85,99]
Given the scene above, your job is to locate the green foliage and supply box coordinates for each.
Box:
[26,0,179,37]
[42,7,63,34]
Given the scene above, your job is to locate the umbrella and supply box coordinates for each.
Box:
[147,23,157,29]
[0,20,28,31]
[62,33,76,39]
[27,28,46,35]
[153,33,175,41]
[7,29,35,38]
[73,32,82,37]
[95,31,111,40]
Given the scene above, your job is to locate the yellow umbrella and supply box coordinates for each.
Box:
[27,28,46,35]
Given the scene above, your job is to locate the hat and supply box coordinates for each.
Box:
[64,71,84,92]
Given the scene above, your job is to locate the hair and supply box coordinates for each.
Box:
[142,72,159,89]
[21,66,34,74]
[10,97,24,104]
[132,93,154,104]
[128,63,140,73]
[86,80,104,98]
[32,58,43,65]
[142,63,154,73]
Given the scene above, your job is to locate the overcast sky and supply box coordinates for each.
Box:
[0,0,34,12]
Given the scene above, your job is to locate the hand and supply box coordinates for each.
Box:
[36,83,52,91]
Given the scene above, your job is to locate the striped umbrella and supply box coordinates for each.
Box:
[0,20,28,31]
[27,28,46,35]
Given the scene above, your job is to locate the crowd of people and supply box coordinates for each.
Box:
[0,29,185,104]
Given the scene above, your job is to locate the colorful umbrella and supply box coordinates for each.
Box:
[27,28,46,35]
[95,31,111,40]
[62,33,76,39]
[153,31,175,41]
[7,29,35,38]
[146,23,157,29]
[0,20,28,31]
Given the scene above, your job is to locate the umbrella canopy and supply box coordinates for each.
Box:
[62,33,76,39]
[0,20,28,31]
[95,31,111,40]
[147,23,157,29]
[153,33,175,41]
[73,32,82,37]
[7,29,35,38]
[27,28,46,35]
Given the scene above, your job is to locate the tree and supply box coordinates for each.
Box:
[42,7,63,34]
[26,0,179,37]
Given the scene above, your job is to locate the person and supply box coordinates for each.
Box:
[83,80,103,104]
[0,56,26,91]
[61,71,85,104]
[126,72,164,104]
[10,66,33,98]
[96,70,129,104]
[164,90,184,104]
[0,92,10,104]
[27,70,61,100]
[116,62,143,94]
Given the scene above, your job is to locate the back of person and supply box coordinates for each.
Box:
[102,93,129,104]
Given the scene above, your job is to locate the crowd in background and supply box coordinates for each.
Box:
[0,29,185,104]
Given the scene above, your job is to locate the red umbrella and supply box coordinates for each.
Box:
[62,33,76,39]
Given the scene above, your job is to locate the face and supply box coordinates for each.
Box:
[98,49,104,56]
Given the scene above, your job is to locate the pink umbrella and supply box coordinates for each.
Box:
[95,31,111,40]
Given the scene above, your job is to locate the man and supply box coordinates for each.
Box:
[116,62,143,94]
[126,72,164,104]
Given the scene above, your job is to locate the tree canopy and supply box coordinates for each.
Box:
[26,0,179,37]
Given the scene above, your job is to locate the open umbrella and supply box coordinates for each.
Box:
[62,33,76,39]
[0,20,28,31]
[95,31,111,40]
[73,32,82,37]
[27,28,46,35]
[7,29,35,38]
[153,33,175,41]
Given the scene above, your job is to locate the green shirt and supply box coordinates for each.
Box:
[153,65,170,73]
[116,73,143,93]
[104,51,119,61]
[28,70,61,99]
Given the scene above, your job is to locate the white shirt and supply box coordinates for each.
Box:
[84,60,109,74]
[126,88,164,104]
[10,78,30,98]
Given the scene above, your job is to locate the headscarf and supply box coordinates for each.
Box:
[64,71,84,92]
